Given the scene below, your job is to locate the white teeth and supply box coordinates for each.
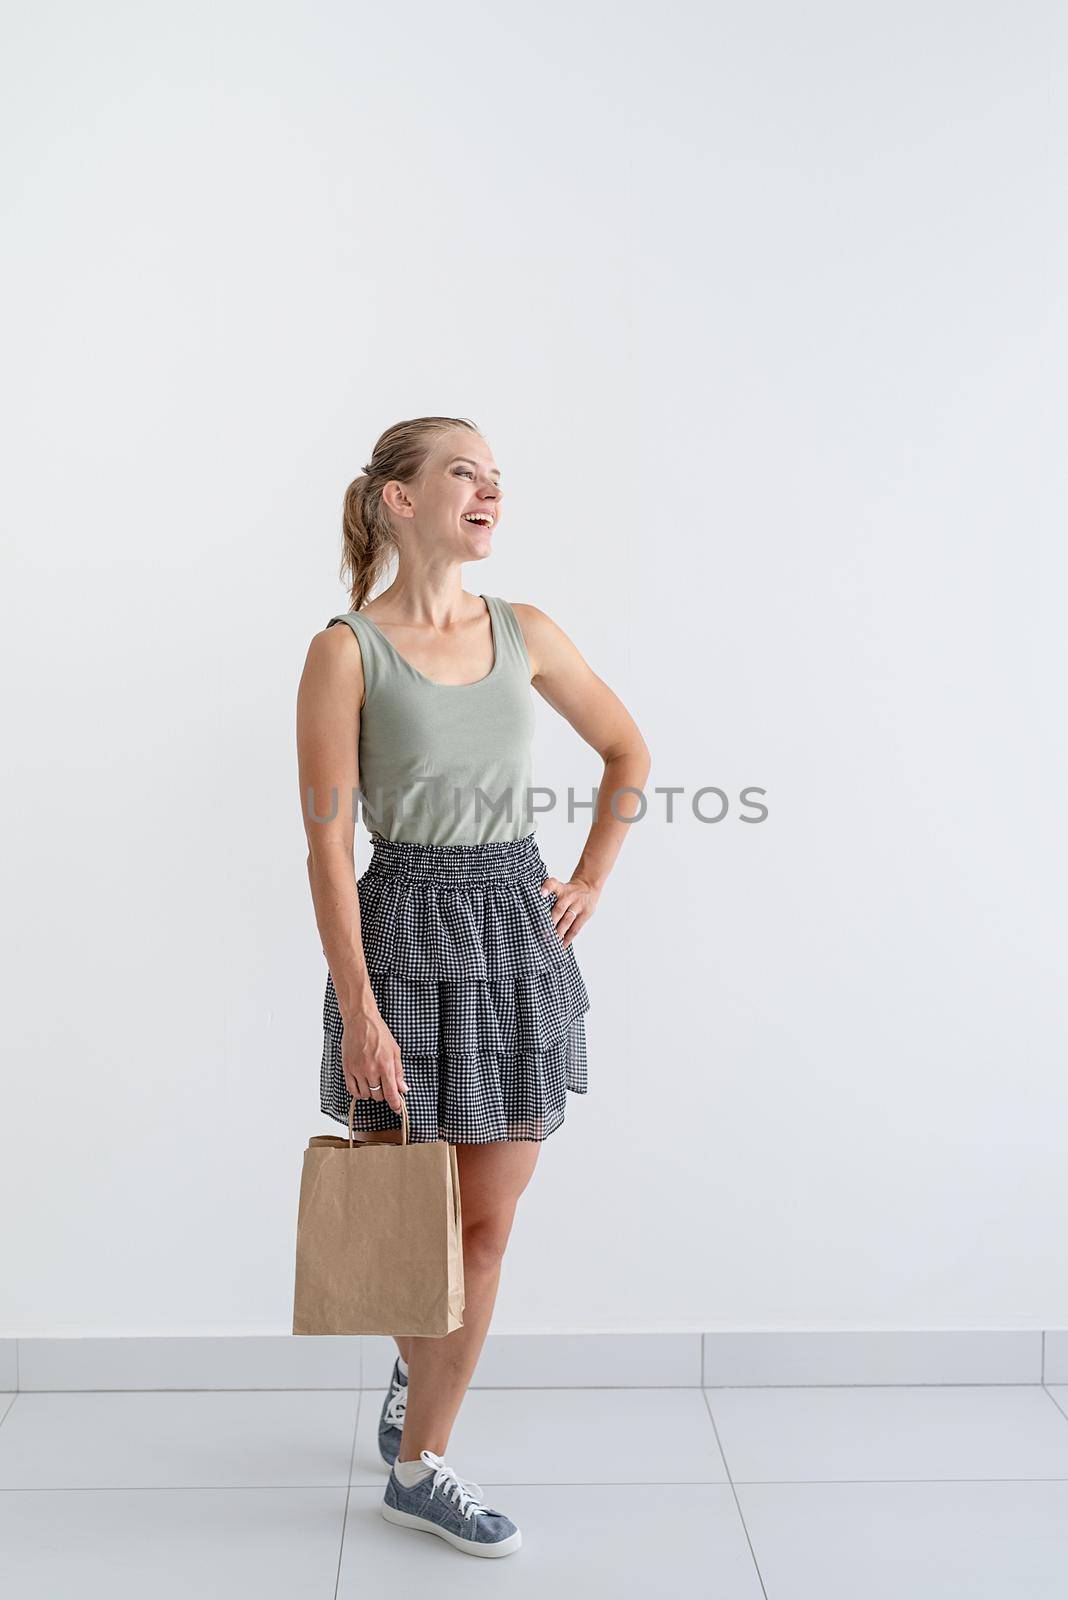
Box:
[463,513,493,525]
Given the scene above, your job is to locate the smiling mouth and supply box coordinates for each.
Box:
[462,513,495,527]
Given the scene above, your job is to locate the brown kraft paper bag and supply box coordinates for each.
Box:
[292,1096,465,1336]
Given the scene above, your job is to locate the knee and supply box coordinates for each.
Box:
[462,1219,510,1275]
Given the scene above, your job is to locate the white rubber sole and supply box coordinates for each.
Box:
[381,1501,522,1557]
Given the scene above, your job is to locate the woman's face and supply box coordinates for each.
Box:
[388,431,503,559]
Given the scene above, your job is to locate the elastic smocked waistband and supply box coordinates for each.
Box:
[363,829,545,885]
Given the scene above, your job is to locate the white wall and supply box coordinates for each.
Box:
[2,0,1064,1336]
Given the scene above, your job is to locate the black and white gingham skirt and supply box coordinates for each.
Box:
[319,830,590,1144]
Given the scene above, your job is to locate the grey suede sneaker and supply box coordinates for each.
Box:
[382,1450,522,1557]
[378,1354,407,1467]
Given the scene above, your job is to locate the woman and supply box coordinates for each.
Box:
[296,415,650,1558]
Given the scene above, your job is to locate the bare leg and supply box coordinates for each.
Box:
[396,1138,541,1461]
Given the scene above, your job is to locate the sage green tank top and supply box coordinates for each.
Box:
[326,593,538,846]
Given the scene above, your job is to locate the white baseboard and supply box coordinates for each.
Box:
[3,1331,1065,1392]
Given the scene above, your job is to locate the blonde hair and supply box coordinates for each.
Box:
[340,415,482,612]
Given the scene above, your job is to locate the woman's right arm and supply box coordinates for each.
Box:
[296,624,408,1113]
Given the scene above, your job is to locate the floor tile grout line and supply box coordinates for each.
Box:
[0,1392,20,1437]
[700,1381,1059,1390]
[0,1484,362,1493]
[0,1480,739,1493]
[339,1473,1068,1488]
[332,1334,364,1596]
[721,1475,1068,1485]
[8,1379,1064,1394]
[0,1382,714,1395]
[5,1475,1068,1494]
[1042,1382,1068,1427]
[333,1392,361,1600]
[701,1388,769,1600]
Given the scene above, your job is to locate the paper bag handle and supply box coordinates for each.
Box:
[348,1089,409,1148]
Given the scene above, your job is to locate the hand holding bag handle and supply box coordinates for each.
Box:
[348,1092,409,1147]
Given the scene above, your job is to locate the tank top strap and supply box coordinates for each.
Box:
[325,611,397,699]
[484,595,532,682]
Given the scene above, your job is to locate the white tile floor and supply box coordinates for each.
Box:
[2,1382,1068,1596]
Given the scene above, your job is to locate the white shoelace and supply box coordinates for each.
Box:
[421,1450,489,1520]
[383,1376,407,1428]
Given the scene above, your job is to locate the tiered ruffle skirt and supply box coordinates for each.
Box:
[320,830,590,1143]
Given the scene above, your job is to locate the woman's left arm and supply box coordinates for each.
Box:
[512,602,652,948]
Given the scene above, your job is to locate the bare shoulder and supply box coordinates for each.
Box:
[506,601,584,683]
[301,615,366,706]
